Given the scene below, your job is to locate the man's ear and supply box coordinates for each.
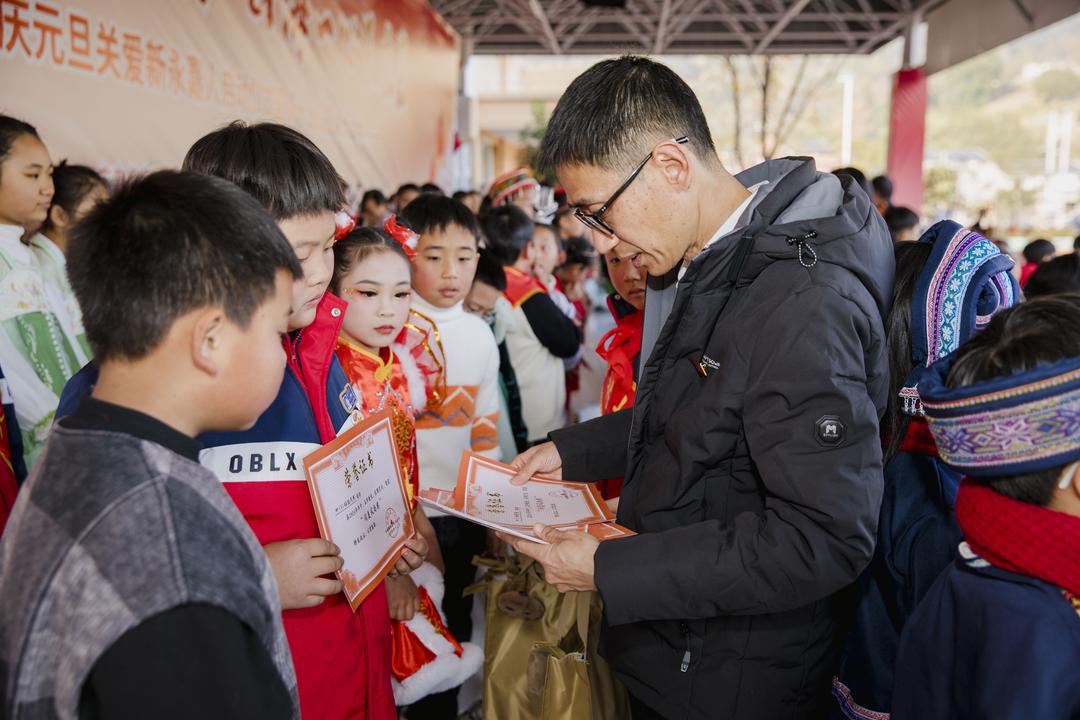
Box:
[191,308,227,377]
[652,138,692,191]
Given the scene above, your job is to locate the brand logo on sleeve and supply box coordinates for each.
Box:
[815,415,846,447]
[199,441,321,482]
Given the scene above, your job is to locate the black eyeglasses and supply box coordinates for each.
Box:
[574,136,689,238]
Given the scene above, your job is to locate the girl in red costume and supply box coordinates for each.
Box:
[331,218,481,708]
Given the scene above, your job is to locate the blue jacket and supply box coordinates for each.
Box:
[893,552,1080,719]
[832,422,962,718]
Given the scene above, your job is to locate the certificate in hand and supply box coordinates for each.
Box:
[452,452,614,530]
[303,410,414,610]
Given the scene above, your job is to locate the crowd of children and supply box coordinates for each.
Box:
[0,107,1077,720]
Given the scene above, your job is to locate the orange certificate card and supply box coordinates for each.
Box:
[451,452,614,530]
[303,409,414,611]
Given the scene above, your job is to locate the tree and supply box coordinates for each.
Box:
[923,165,959,214]
[724,55,840,164]
[1034,68,1080,103]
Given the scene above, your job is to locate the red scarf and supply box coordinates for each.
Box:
[956,479,1080,596]
[898,416,938,456]
[596,298,643,416]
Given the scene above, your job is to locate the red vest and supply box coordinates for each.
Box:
[503,266,546,307]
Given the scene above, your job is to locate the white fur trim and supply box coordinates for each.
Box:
[391,562,484,705]
[393,343,428,415]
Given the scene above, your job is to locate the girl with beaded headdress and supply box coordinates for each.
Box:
[330,216,481,707]
[0,116,90,467]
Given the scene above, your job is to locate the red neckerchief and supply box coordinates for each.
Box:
[596,295,642,416]
[898,416,938,456]
[956,479,1080,596]
[503,266,546,308]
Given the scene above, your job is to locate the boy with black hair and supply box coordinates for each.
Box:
[395,183,421,211]
[883,205,919,242]
[466,248,530,458]
[0,170,302,718]
[359,189,388,228]
[870,174,892,214]
[57,121,419,719]
[893,294,1080,718]
[1025,252,1080,298]
[400,194,502,718]
[482,205,581,443]
[1020,237,1057,287]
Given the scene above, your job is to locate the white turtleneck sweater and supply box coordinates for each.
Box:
[411,295,502,515]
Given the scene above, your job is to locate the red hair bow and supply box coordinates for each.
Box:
[334,210,357,241]
[383,214,419,261]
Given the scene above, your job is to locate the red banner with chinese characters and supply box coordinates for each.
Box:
[0,0,460,194]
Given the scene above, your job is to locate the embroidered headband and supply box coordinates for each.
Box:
[383,214,419,261]
[334,210,357,241]
[899,220,1018,416]
[919,353,1080,477]
[487,167,540,208]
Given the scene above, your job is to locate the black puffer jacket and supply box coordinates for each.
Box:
[550,157,894,719]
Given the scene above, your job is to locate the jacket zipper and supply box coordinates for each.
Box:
[679,621,692,673]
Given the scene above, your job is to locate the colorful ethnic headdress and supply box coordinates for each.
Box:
[900,220,1018,415]
[919,353,1080,477]
[487,167,540,208]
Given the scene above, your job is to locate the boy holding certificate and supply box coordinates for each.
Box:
[55,123,425,719]
[0,171,302,718]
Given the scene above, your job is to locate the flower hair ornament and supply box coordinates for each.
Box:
[334,210,357,241]
[383,214,419,261]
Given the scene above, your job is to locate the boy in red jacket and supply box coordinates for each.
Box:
[187,123,425,719]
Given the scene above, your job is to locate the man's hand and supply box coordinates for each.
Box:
[510,441,563,486]
[385,574,421,621]
[499,525,599,593]
[264,538,344,610]
[389,534,428,578]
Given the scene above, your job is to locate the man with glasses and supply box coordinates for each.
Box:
[502,56,894,719]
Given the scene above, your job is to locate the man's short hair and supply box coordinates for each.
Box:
[420,183,445,196]
[400,194,481,246]
[871,175,893,202]
[538,55,718,174]
[946,294,1080,505]
[473,248,507,291]
[69,170,302,361]
[480,205,533,266]
[182,121,345,220]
